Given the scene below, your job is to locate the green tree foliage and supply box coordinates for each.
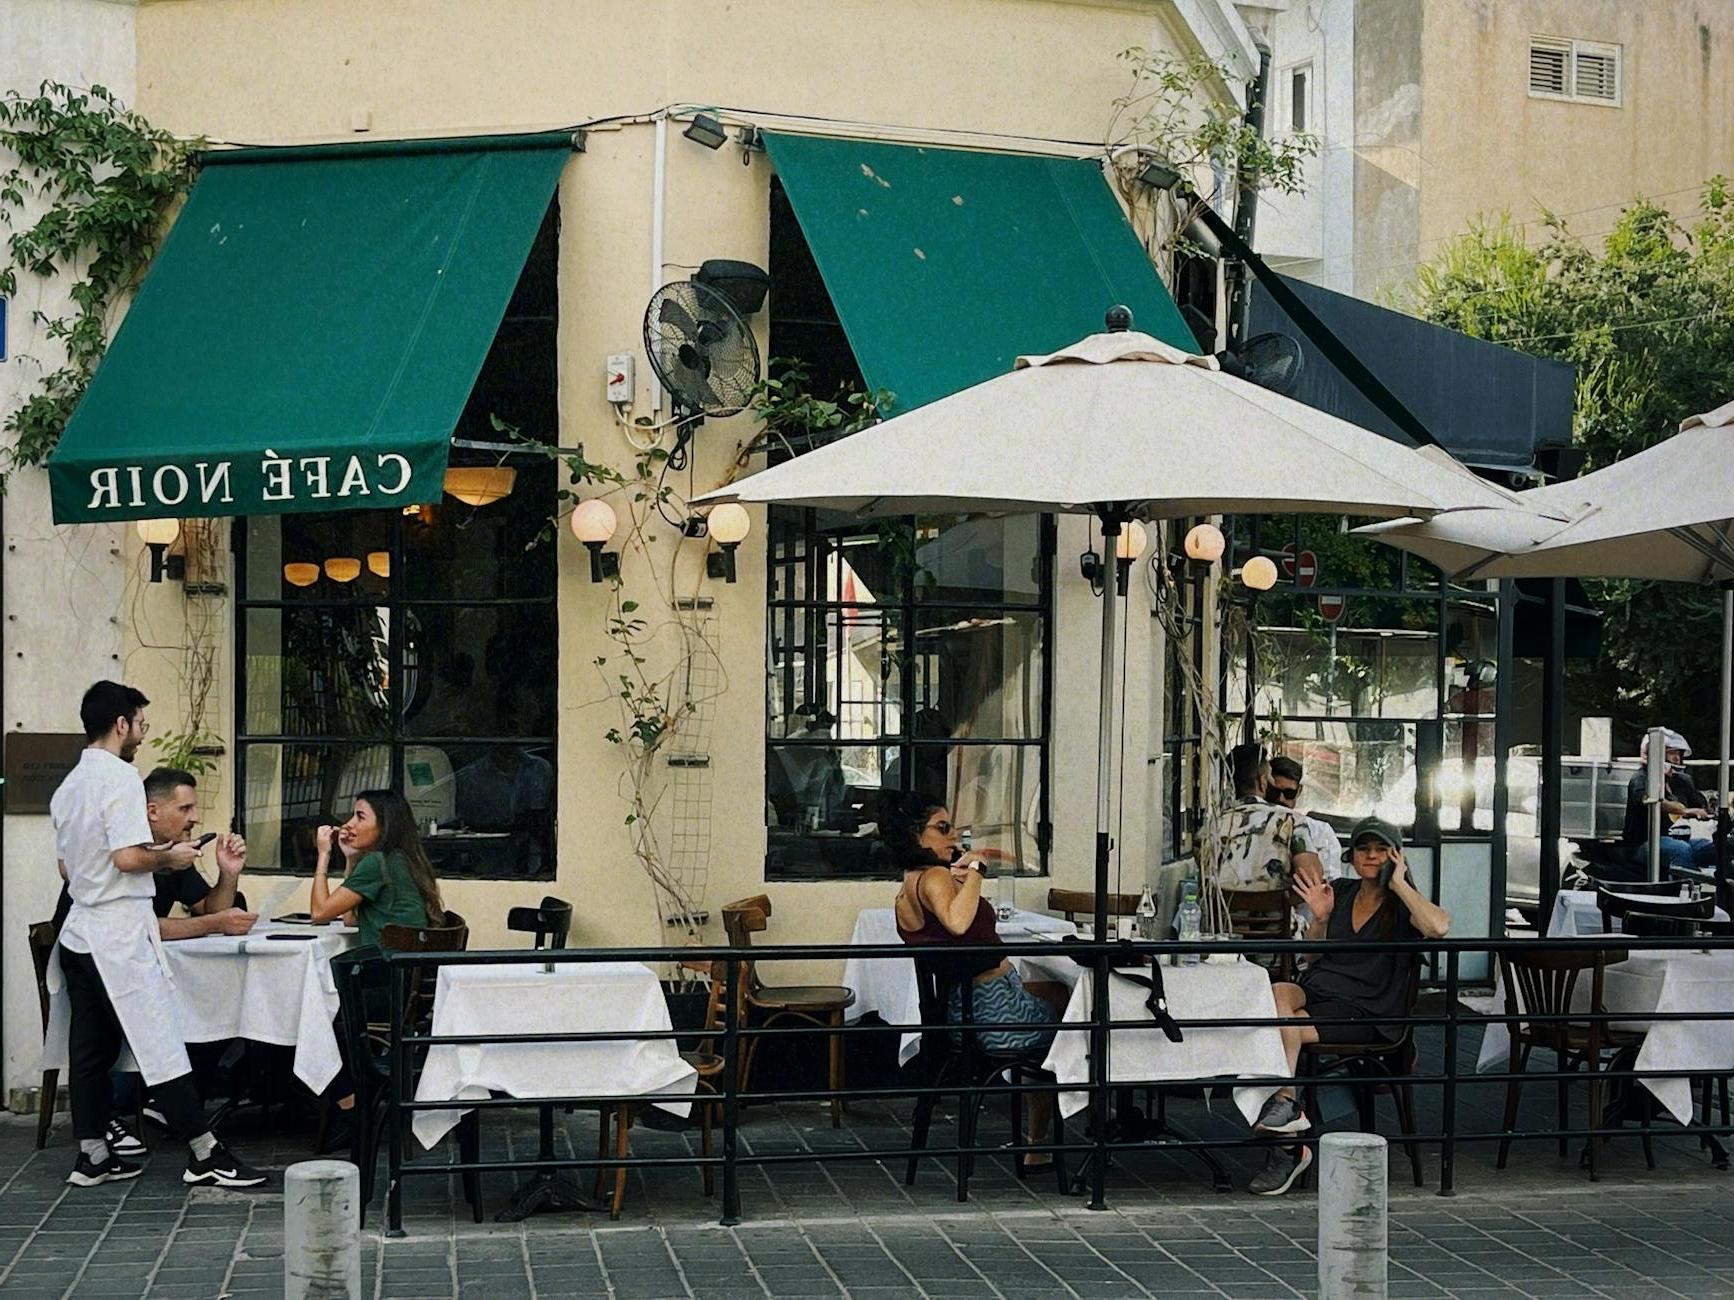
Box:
[1411,181,1734,746]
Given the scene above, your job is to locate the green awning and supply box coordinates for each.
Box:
[48,135,573,524]
[762,133,1197,414]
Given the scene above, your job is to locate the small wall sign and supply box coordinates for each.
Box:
[3,733,88,814]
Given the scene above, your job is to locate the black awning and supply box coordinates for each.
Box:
[1247,276,1574,470]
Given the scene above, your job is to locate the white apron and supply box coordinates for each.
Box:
[47,895,191,1086]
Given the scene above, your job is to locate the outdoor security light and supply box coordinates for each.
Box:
[136,518,184,583]
[705,502,751,584]
[1136,158,1184,193]
[1184,522,1226,563]
[683,113,729,150]
[571,498,620,582]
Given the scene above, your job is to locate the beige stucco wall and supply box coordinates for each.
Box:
[1416,0,1734,251]
[114,0,1205,980]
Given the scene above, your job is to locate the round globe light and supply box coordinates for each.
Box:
[324,556,362,583]
[1241,555,1279,592]
[707,503,751,546]
[282,562,320,588]
[1183,522,1225,563]
[135,518,180,547]
[570,498,618,545]
[1114,520,1147,562]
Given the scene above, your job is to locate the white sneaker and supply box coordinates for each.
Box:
[106,1119,148,1159]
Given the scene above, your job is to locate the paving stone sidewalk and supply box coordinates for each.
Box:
[3,1021,1732,1298]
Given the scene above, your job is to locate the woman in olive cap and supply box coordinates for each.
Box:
[1244,815,1451,1196]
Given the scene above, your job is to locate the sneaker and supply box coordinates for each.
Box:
[106,1119,148,1159]
[182,1143,268,1189]
[67,1152,143,1187]
[1252,1091,1309,1134]
[141,1105,168,1130]
[1249,1144,1312,1196]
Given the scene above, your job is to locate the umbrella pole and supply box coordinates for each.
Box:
[1087,514,1122,1211]
[1721,586,1732,812]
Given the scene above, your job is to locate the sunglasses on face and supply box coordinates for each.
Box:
[1268,785,1298,804]
[925,820,954,836]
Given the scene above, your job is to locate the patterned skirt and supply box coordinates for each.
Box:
[947,967,1056,1056]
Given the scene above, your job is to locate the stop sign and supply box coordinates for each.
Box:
[1280,544,1318,588]
[1319,594,1347,622]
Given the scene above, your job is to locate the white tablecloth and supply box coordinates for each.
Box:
[1551,889,1728,939]
[42,921,355,1094]
[841,907,1076,1064]
[1476,948,1734,1124]
[412,961,697,1149]
[1040,960,1291,1123]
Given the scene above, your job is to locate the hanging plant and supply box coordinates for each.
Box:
[0,82,198,480]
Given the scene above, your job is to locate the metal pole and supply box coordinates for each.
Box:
[720,956,741,1225]
[1648,725,1667,883]
[1721,585,1732,811]
[1439,950,1459,1196]
[386,963,405,1237]
[1087,512,1121,1212]
[1539,578,1566,925]
[1317,1132,1388,1299]
[285,1160,361,1300]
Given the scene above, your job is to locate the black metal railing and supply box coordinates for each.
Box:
[366,933,1734,1233]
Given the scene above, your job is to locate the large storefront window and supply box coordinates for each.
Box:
[765,510,1054,879]
[233,202,559,880]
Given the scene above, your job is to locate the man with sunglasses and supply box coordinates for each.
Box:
[1216,745,1330,898]
[1267,756,1342,882]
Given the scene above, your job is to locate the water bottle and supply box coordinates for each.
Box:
[1136,886,1158,939]
[1176,878,1202,967]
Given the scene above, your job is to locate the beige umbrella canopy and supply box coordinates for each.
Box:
[696,331,1518,520]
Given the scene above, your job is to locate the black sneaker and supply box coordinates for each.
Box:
[141,1105,168,1130]
[182,1143,268,1189]
[106,1119,148,1159]
[67,1152,143,1187]
[1249,1144,1312,1196]
[1252,1091,1309,1134]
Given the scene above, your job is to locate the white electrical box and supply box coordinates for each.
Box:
[606,352,634,404]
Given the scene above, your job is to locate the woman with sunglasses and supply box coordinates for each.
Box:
[888,792,1068,1162]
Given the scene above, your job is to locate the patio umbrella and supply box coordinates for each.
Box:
[699,321,1521,944]
[1359,398,1734,863]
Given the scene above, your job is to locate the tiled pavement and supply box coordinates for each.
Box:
[2,1024,1733,1299]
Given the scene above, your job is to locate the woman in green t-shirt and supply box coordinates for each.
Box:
[310,788,445,946]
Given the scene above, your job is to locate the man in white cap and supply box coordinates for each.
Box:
[1621,727,1714,870]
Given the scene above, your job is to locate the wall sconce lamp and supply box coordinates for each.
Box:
[682,113,728,150]
[1238,554,1278,593]
[1135,157,1184,193]
[704,503,751,584]
[571,498,620,582]
[136,518,184,583]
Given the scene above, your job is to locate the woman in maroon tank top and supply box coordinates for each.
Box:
[886,792,1068,1164]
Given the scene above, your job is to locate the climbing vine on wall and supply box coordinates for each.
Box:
[0,82,197,481]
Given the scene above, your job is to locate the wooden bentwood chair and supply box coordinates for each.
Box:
[1496,946,1640,1181]
[1046,889,1141,927]
[1225,887,1294,980]
[720,895,855,1127]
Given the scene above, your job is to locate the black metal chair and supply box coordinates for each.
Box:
[1620,909,1705,938]
[506,896,573,949]
[1299,959,1426,1187]
[903,954,1067,1200]
[1595,886,1713,933]
[331,949,480,1226]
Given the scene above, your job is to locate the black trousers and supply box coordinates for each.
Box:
[60,947,207,1145]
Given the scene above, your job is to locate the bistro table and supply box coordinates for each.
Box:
[1477,947,1734,1127]
[1039,957,1291,1125]
[42,919,356,1095]
[842,906,1076,1064]
[1550,888,1728,939]
[411,961,698,1149]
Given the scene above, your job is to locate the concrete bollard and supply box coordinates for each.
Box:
[1317,1132,1387,1299]
[285,1159,361,1300]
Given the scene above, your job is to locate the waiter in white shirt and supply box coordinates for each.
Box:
[50,681,266,1190]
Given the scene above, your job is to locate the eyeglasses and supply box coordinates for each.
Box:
[925,820,955,835]
[129,717,150,736]
[1268,785,1298,804]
